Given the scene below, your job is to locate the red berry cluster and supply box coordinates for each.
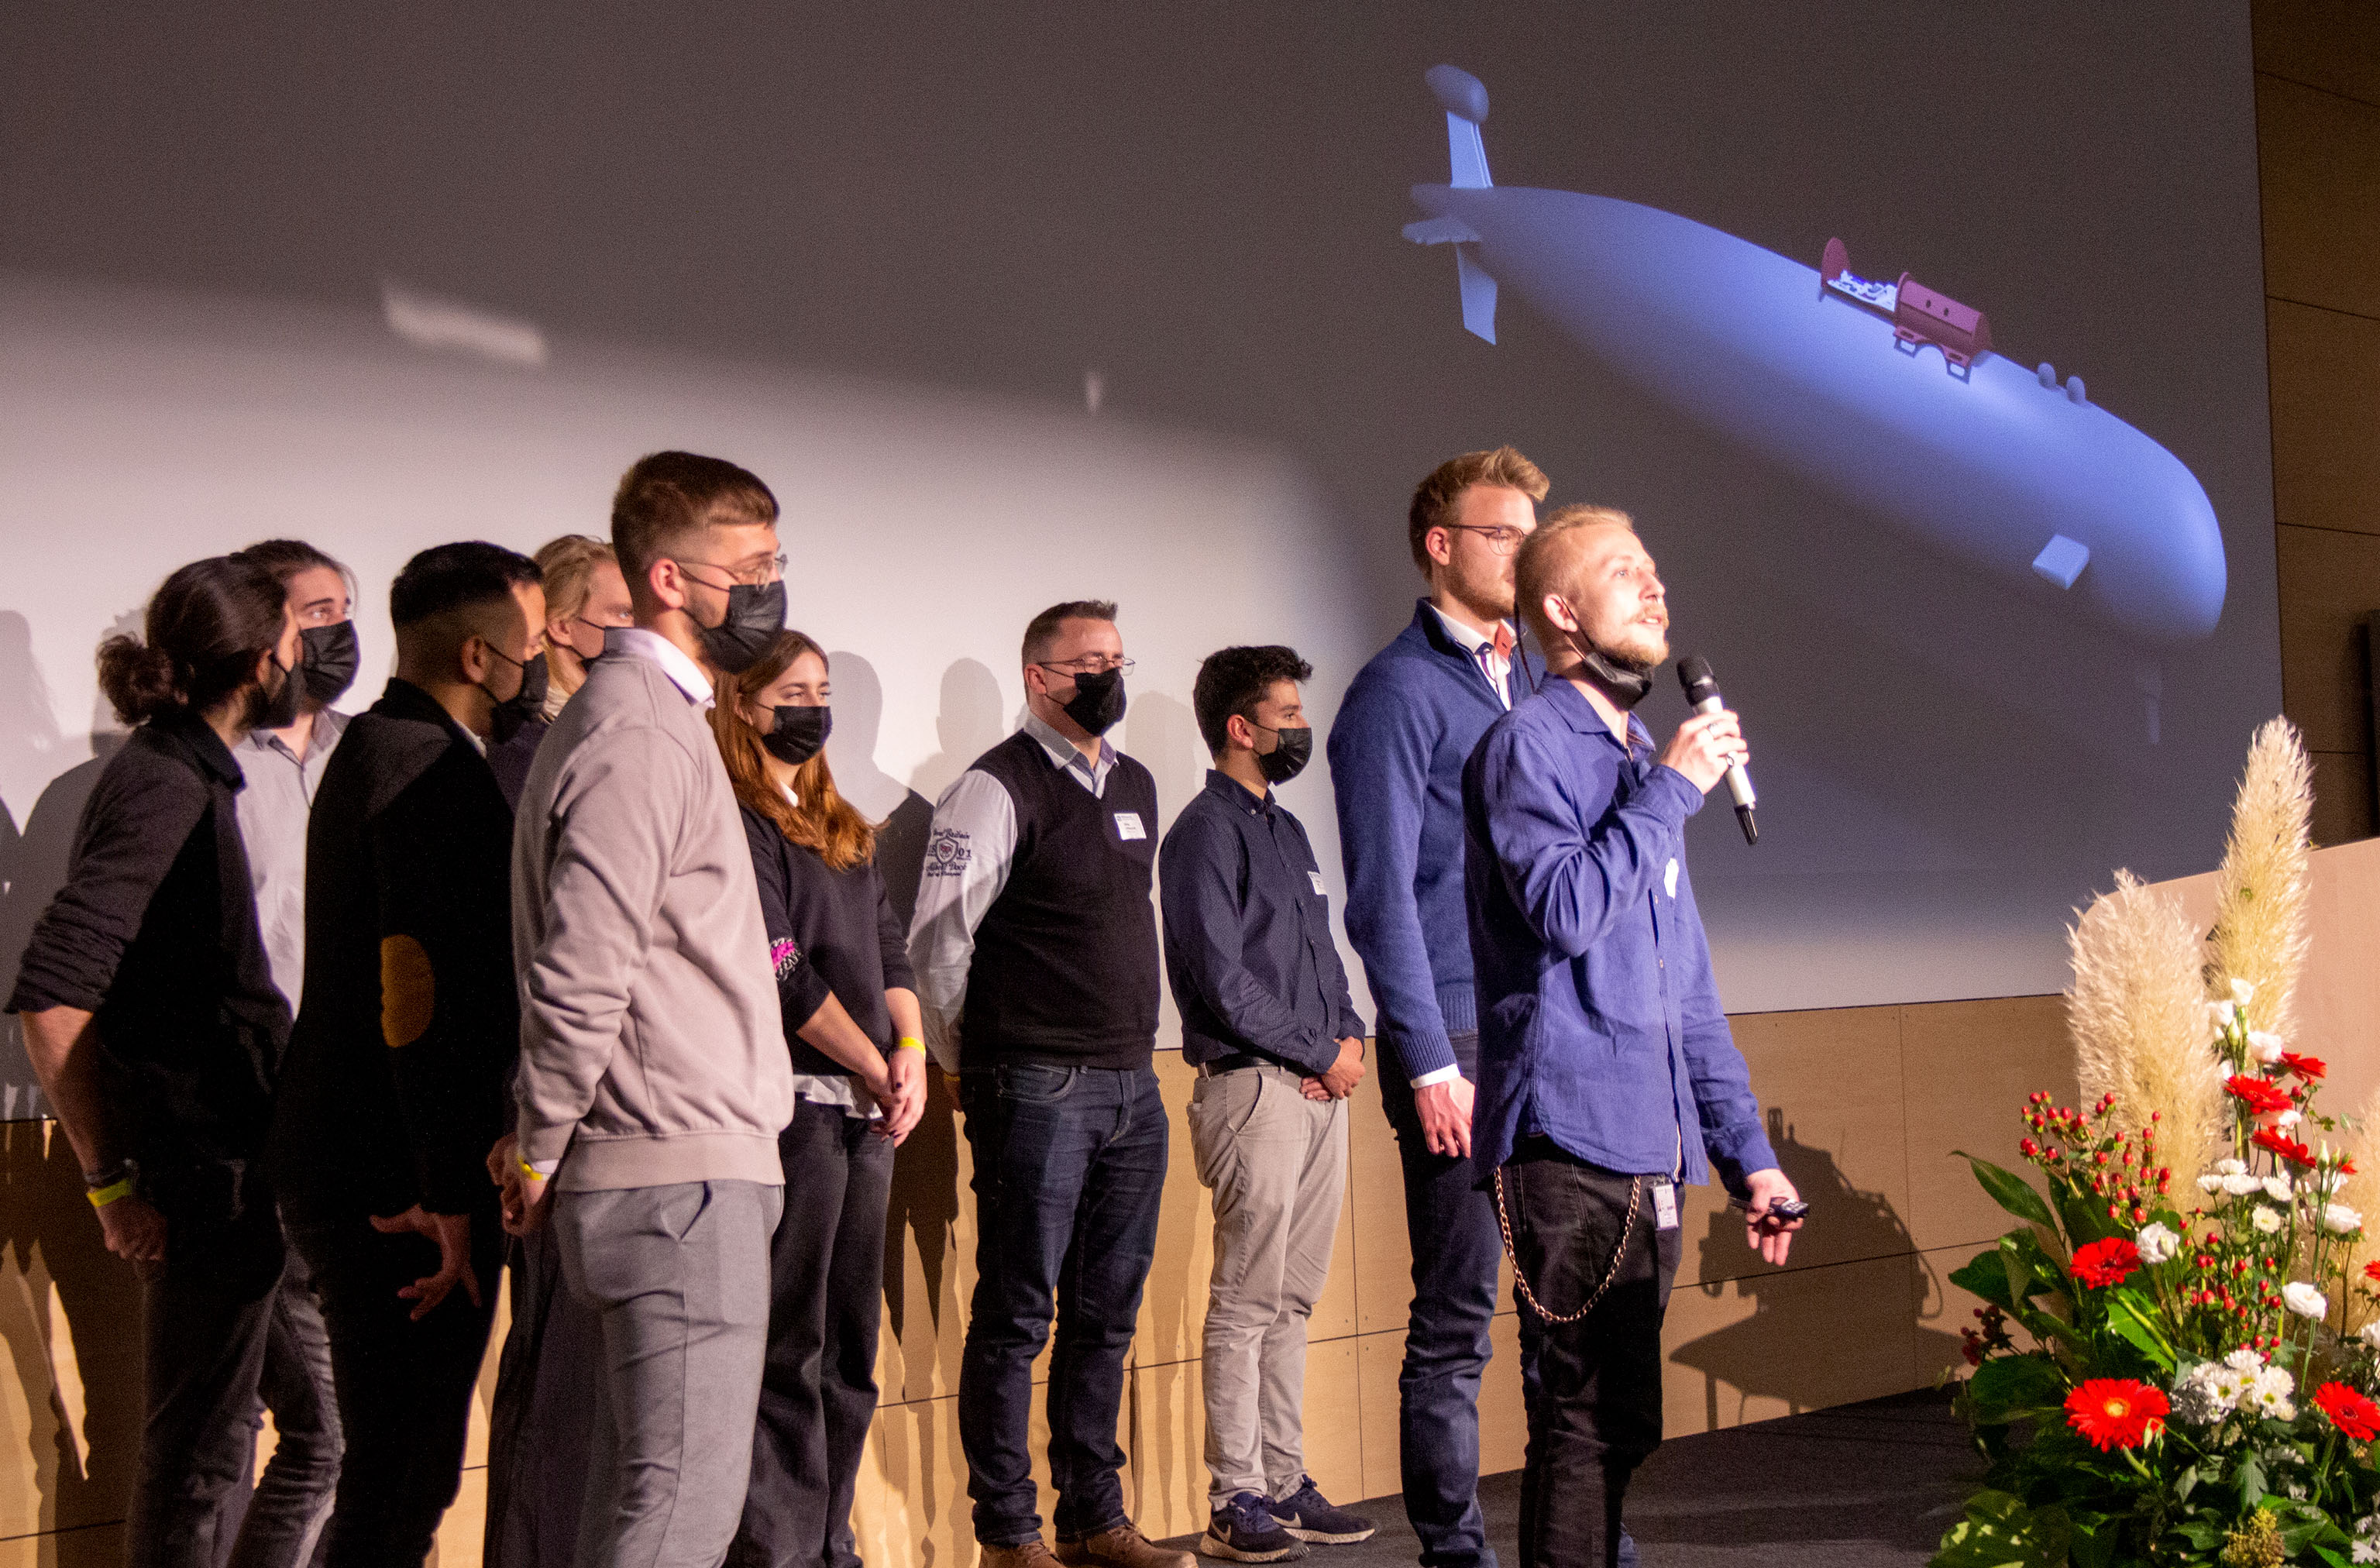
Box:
[2019,1092,2170,1227]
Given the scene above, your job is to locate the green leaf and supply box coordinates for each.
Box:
[2102,1289,2179,1372]
[1955,1154,2062,1234]
[1952,1248,2021,1314]
[1930,1491,2067,1568]
[2237,1453,2265,1505]
[1967,1355,2069,1422]
[2065,1512,2119,1568]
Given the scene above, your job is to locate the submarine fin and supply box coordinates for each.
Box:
[1425,65,1492,187]
[1403,215,1481,246]
[1457,246,1498,343]
[2032,535,2090,590]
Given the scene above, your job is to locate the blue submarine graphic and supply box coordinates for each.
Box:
[1404,65,2227,645]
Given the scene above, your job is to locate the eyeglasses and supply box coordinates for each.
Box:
[1443,524,1529,555]
[1036,656,1136,677]
[672,553,787,590]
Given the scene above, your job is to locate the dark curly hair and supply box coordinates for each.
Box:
[1192,645,1314,755]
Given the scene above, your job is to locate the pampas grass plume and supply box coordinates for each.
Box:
[2208,719,2314,1044]
[2069,871,2224,1188]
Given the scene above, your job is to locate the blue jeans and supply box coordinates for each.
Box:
[958,1062,1168,1546]
[1383,1033,1532,1568]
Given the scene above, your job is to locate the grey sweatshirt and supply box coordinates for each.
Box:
[511,648,793,1190]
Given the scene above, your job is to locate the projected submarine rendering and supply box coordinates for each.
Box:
[1403,65,2227,645]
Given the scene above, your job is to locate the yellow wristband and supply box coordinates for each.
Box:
[518,1159,549,1183]
[895,1037,927,1054]
[86,1177,134,1209]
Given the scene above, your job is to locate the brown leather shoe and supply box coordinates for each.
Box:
[1054,1523,1197,1568]
[982,1539,1065,1568]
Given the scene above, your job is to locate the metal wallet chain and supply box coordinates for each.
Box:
[1492,1167,1642,1326]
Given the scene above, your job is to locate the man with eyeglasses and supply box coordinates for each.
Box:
[497,450,796,1566]
[908,600,1190,1568]
[1326,446,1546,1568]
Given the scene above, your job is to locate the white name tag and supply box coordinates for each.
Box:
[1663,858,1679,899]
[1114,812,1145,841]
[1309,870,1327,895]
[1653,1180,1679,1231]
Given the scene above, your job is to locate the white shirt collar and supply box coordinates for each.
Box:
[605,626,714,708]
[1428,601,1511,658]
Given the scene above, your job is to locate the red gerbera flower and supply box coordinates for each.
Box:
[2065,1379,2168,1451]
[2365,1260,2380,1284]
[2316,1382,2380,1441]
[2253,1128,2316,1167]
[2281,1052,2327,1081]
[2224,1074,2294,1115]
[2069,1236,2142,1288]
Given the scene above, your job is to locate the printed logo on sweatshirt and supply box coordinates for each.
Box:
[771,937,803,980]
[924,827,973,878]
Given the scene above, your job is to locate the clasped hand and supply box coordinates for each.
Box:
[1657,709,1748,796]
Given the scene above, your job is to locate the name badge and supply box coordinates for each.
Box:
[1309,870,1327,895]
[1663,858,1679,899]
[1652,1179,1679,1232]
[1114,812,1146,841]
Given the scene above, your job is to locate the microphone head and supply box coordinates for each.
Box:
[1677,655,1719,703]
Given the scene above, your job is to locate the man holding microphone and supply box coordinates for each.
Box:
[1462,504,1801,1568]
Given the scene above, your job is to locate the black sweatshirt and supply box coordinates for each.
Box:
[741,802,915,1079]
[7,711,288,1207]
[270,681,518,1219]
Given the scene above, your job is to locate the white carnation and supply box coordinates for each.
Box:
[2217,1157,2248,1177]
[2324,1203,2365,1235]
[2253,1205,2285,1233]
[2359,1320,2380,1350]
[2198,1174,2225,1194]
[2249,1030,2287,1064]
[2276,1108,2303,1129]
[2285,1281,2329,1319]
[2264,1174,2294,1201]
[2210,1000,2239,1035]
[2225,1173,2264,1196]
[2233,978,2257,1006]
[2224,1349,2266,1373]
[2135,1222,2179,1264]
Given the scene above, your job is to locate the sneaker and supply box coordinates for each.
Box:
[1058,1522,1201,1568]
[1265,1479,1374,1546]
[1198,1494,1309,1562]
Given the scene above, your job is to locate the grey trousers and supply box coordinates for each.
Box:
[1188,1064,1347,1508]
[554,1180,783,1568]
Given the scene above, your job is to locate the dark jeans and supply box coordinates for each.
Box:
[289,1202,504,1566]
[1501,1141,1681,1568]
[957,1062,1168,1546]
[733,1099,896,1568]
[1382,1033,1531,1568]
[131,1195,342,1568]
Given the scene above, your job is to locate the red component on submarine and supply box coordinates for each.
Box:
[1820,238,1992,373]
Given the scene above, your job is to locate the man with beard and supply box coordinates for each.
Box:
[907,600,1188,1568]
[1326,447,1544,1568]
[1463,504,1801,1568]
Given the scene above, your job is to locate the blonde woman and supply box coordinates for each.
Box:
[486,535,632,805]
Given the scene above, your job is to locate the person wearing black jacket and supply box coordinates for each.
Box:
[6,555,342,1568]
[271,542,546,1566]
[710,628,925,1568]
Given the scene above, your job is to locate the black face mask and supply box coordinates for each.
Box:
[251,652,303,731]
[1057,667,1127,737]
[482,646,550,744]
[762,703,831,765]
[1580,648,1656,709]
[695,580,786,675]
[1253,722,1314,785]
[299,621,359,707]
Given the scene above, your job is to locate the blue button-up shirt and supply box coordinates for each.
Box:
[1159,769,1364,1075]
[1461,679,1776,1191]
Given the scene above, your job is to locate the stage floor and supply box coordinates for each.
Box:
[1160,1387,1977,1566]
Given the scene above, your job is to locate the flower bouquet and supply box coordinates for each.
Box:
[1936,722,2380,1567]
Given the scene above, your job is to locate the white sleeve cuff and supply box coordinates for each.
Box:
[1409,1065,1463,1088]
[527,1158,560,1177]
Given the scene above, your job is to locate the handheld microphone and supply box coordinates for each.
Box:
[1676,655,1757,845]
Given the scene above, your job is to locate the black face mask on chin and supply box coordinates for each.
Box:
[299,621,359,707]
[762,703,831,765]
[1252,722,1314,785]
[1058,667,1127,737]
[1555,600,1658,709]
[481,646,550,744]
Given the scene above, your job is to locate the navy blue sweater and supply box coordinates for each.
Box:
[1327,600,1539,1080]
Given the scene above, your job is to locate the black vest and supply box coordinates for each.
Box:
[960,731,1160,1070]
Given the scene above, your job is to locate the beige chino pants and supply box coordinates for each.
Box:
[1187,1062,1349,1508]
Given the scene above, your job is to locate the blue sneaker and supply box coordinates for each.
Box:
[1266,1479,1374,1545]
[1200,1493,1308,1562]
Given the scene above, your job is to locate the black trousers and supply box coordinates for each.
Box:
[290,1202,504,1567]
[1500,1140,1682,1568]
[732,1099,896,1568]
[130,1191,342,1568]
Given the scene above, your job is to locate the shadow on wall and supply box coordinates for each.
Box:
[1666,1109,1966,1427]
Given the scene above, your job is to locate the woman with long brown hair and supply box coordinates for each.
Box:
[709,628,927,1567]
